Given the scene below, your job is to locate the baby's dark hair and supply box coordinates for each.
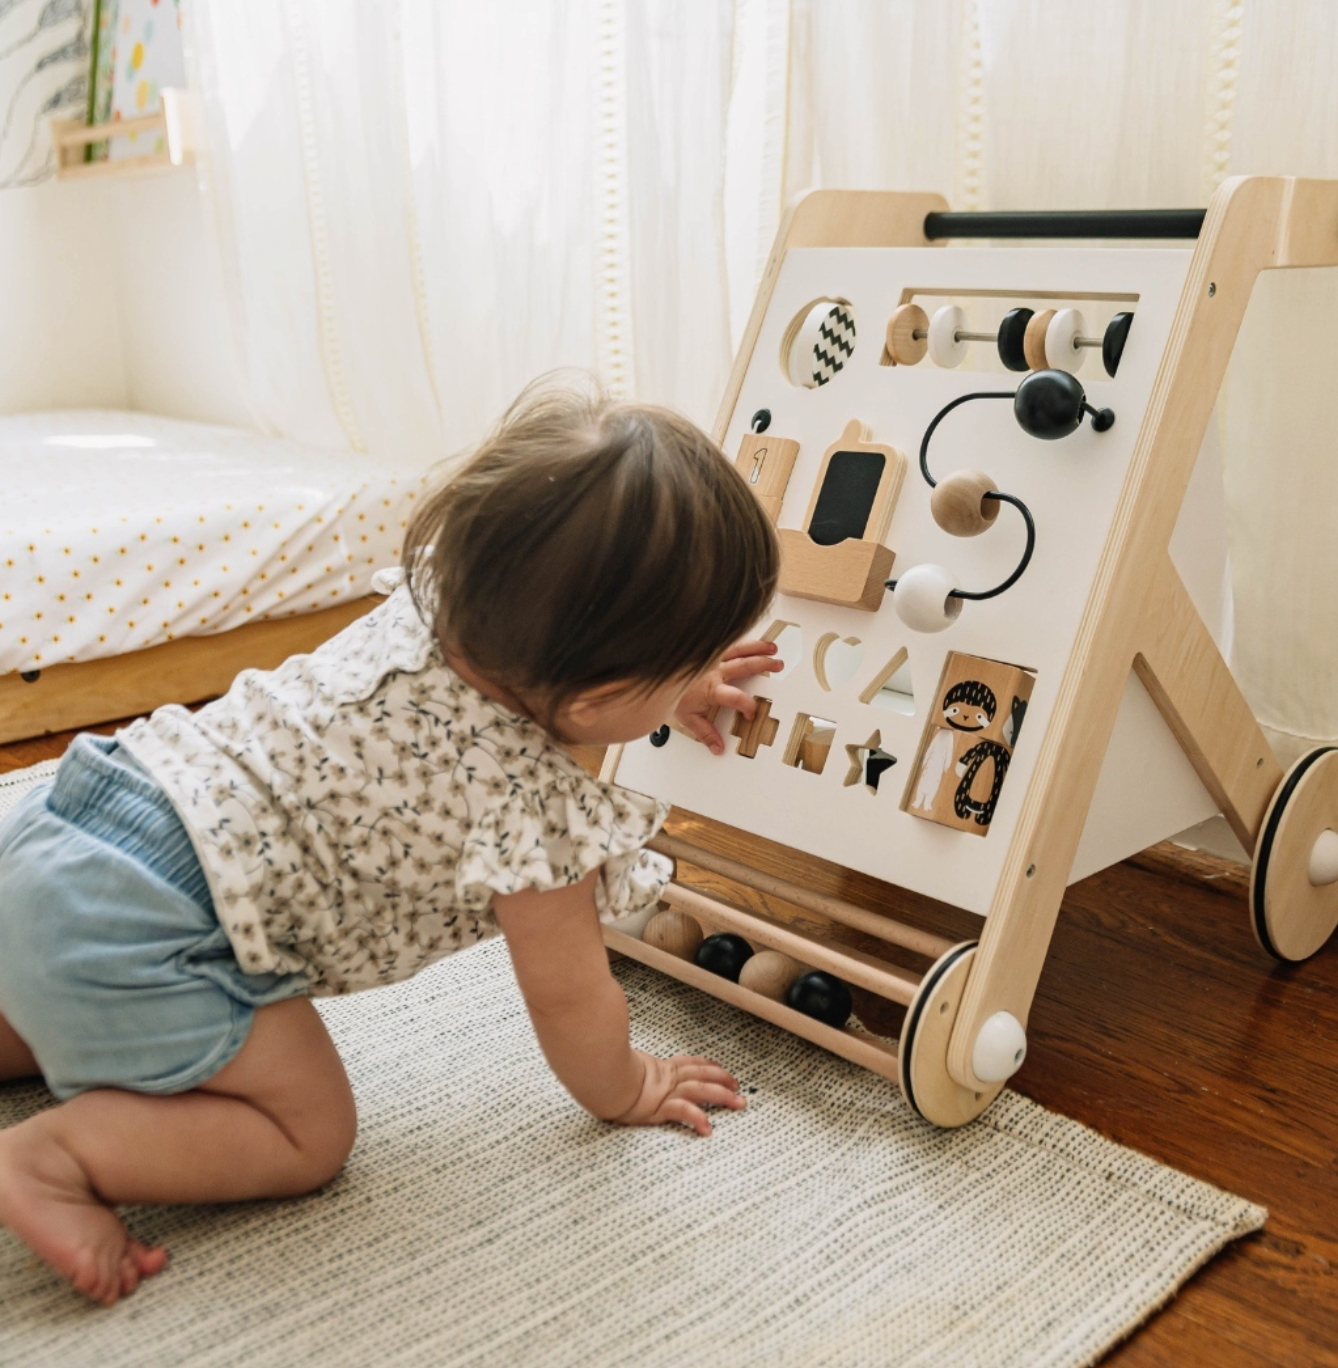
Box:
[402,374,779,731]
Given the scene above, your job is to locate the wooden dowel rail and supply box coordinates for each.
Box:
[662,882,920,1008]
[602,925,902,1083]
[650,833,953,961]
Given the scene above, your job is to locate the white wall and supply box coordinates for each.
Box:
[0,166,253,429]
[105,171,254,429]
[0,180,127,414]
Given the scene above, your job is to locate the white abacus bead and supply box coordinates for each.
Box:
[971,1011,1028,1083]
[1308,829,1338,887]
[927,305,969,369]
[1044,307,1086,374]
[787,303,831,387]
[892,563,964,634]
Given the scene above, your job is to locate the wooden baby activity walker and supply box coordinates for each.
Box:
[602,176,1338,1127]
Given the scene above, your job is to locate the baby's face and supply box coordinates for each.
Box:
[557,675,692,746]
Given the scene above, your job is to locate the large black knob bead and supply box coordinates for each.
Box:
[785,970,853,1028]
[1013,368,1086,440]
[695,933,754,982]
[996,307,1034,373]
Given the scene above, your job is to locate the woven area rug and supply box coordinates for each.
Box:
[0,759,1263,1367]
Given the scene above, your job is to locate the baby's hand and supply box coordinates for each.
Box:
[612,1051,746,1136]
[673,639,784,755]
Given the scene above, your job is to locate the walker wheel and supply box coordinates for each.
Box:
[898,941,1003,1127]
[1250,747,1338,961]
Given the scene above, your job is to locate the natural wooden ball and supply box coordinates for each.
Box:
[643,909,704,962]
[1023,308,1055,370]
[738,950,804,1001]
[930,470,1000,538]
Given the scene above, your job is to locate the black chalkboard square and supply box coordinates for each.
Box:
[808,449,887,546]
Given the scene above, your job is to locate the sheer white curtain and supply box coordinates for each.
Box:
[188,0,1338,762]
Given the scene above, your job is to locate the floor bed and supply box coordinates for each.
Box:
[0,410,426,741]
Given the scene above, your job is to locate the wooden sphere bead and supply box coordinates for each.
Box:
[884,303,928,366]
[738,950,804,1001]
[930,470,1000,538]
[643,909,704,961]
[1023,308,1055,370]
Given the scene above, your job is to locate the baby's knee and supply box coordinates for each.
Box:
[288,1091,358,1193]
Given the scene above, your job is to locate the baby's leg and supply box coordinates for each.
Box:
[0,996,356,1306]
[0,1010,38,1081]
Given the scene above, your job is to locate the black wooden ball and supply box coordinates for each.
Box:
[695,933,754,982]
[1012,368,1086,440]
[785,970,853,1028]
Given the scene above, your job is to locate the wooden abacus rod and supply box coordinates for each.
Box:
[650,833,953,960]
[661,882,920,1007]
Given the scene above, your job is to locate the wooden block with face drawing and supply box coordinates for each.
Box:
[902,652,1036,835]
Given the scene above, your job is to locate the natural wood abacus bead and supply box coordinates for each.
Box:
[642,909,704,961]
[884,303,928,365]
[1023,308,1055,370]
[930,470,1001,537]
[738,950,805,1001]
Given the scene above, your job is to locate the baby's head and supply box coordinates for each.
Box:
[403,375,779,742]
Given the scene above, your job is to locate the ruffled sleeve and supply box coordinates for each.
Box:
[453,769,671,922]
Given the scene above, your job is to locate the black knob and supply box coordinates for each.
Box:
[1013,369,1114,440]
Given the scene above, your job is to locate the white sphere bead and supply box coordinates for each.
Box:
[927,305,968,369]
[1044,307,1086,374]
[892,563,963,634]
[971,1011,1028,1083]
[1308,829,1338,887]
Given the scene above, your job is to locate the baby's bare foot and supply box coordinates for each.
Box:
[0,1124,167,1305]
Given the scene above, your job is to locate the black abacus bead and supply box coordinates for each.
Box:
[785,971,853,1028]
[695,933,754,982]
[649,725,671,747]
[1102,311,1134,377]
[1012,368,1085,440]
[996,307,1034,373]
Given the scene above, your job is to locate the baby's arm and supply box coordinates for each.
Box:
[493,871,745,1135]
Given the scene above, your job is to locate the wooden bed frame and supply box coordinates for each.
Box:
[0,599,377,745]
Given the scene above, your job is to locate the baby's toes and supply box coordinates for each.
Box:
[127,1238,168,1280]
[71,1246,120,1306]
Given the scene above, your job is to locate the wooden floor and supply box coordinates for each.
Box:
[3,720,1336,1365]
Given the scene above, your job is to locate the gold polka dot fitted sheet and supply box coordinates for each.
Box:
[0,411,427,675]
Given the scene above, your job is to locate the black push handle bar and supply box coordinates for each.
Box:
[922,209,1205,240]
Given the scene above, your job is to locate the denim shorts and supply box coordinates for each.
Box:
[0,732,307,1100]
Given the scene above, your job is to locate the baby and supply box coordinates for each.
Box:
[0,377,782,1305]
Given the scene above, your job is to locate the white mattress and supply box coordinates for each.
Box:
[0,411,428,675]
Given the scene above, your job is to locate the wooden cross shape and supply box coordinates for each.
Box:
[730,697,779,758]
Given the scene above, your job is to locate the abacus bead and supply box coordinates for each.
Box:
[785,971,853,1029]
[1044,307,1086,374]
[643,909,704,961]
[738,950,804,1001]
[1023,309,1054,370]
[695,932,754,982]
[892,563,964,634]
[885,303,928,366]
[996,307,1034,372]
[927,305,968,368]
[1102,311,1134,377]
[930,470,1001,538]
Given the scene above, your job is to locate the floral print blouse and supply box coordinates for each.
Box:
[117,571,671,996]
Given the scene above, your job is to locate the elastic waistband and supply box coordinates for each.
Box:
[48,733,212,909]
